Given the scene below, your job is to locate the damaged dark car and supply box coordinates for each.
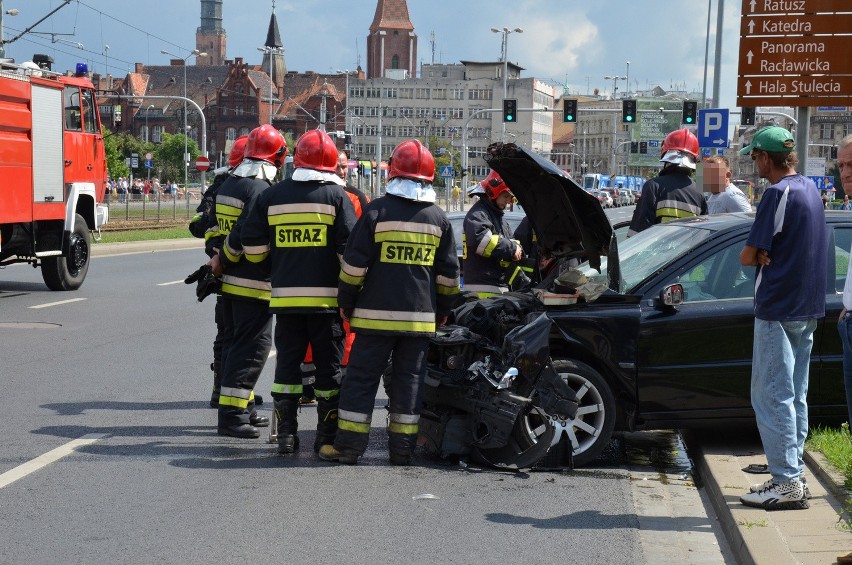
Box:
[424,143,848,468]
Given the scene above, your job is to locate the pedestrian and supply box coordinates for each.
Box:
[189,135,248,407]
[738,125,826,511]
[627,128,707,236]
[462,171,525,298]
[318,139,460,465]
[452,184,461,210]
[835,135,852,429]
[703,155,752,213]
[843,194,852,211]
[240,128,356,455]
[207,124,287,438]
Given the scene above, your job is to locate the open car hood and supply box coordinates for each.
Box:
[485,143,613,272]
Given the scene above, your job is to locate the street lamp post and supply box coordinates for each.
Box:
[104,44,110,89]
[491,26,523,142]
[258,46,282,125]
[0,2,20,59]
[336,69,350,148]
[161,48,206,195]
[604,74,627,175]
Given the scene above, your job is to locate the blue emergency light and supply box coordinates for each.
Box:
[75,63,88,77]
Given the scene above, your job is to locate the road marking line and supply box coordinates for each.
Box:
[0,433,108,489]
[28,298,88,309]
[157,280,184,286]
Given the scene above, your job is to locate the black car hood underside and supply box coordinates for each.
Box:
[485,143,613,271]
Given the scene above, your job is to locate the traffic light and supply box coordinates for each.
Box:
[831,146,838,159]
[682,100,698,125]
[563,98,578,123]
[502,99,517,123]
[741,107,756,126]
[630,142,638,153]
[639,141,648,154]
[622,99,637,124]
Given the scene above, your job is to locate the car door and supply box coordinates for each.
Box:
[636,235,758,422]
[812,223,849,417]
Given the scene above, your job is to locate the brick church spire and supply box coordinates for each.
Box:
[367,0,417,79]
[262,1,286,87]
[196,0,226,65]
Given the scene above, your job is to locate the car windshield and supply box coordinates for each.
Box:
[576,224,714,293]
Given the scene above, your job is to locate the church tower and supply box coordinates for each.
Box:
[261,3,286,88]
[367,0,417,79]
[196,0,226,65]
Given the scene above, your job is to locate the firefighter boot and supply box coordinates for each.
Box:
[247,395,269,427]
[274,397,300,454]
[314,398,339,452]
[209,363,221,408]
[388,430,417,466]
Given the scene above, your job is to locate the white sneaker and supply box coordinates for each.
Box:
[750,476,811,499]
[740,480,809,510]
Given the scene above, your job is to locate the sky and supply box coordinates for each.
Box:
[3,0,744,109]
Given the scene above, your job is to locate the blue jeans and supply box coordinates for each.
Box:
[751,318,817,483]
[837,314,852,427]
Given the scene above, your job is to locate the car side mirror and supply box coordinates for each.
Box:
[659,283,684,309]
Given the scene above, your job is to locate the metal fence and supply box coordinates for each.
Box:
[102,189,203,222]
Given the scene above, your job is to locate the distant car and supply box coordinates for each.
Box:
[594,190,613,208]
[615,189,633,206]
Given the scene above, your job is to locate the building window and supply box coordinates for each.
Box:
[366,87,381,98]
[433,108,448,120]
[399,88,414,99]
[382,126,395,136]
[468,88,492,100]
[235,105,244,116]
[451,107,464,119]
[367,106,379,117]
[400,107,414,118]
[152,125,163,143]
[350,86,364,98]
[239,127,251,136]
[845,123,852,137]
[383,107,397,118]
[820,124,834,140]
[399,126,414,137]
[383,87,398,99]
[451,88,465,100]
[351,106,364,117]
[225,127,236,141]
[432,88,447,100]
[416,88,430,99]
[391,55,399,69]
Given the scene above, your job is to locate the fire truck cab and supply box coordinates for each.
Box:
[0,57,109,290]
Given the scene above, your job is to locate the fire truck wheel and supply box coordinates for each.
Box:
[42,214,90,291]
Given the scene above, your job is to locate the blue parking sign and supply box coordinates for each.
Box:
[697,108,729,148]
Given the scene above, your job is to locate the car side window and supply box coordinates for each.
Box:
[834,228,852,294]
[673,242,755,302]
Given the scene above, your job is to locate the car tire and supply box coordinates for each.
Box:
[549,359,616,467]
[41,214,90,291]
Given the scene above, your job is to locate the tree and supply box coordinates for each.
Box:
[154,132,200,185]
[102,129,155,180]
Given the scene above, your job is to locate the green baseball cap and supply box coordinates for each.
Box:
[739,126,796,155]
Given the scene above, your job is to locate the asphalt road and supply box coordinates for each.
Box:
[0,205,730,564]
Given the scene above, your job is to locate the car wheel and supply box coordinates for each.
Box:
[41,214,90,291]
[521,359,616,467]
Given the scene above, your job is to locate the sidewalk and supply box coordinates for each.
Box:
[91,238,202,257]
[687,428,852,564]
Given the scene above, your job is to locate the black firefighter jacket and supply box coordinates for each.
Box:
[239,177,356,314]
[338,194,460,336]
[206,174,273,302]
[462,198,520,296]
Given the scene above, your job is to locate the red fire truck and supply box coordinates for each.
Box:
[0,58,108,290]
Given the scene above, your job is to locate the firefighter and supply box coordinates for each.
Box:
[627,128,707,236]
[207,124,287,438]
[300,149,369,405]
[462,171,525,297]
[318,139,461,466]
[240,128,356,455]
[189,135,248,408]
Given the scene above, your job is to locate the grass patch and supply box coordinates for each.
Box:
[736,519,768,529]
[96,226,194,244]
[806,423,852,489]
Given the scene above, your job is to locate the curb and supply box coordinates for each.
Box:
[805,449,850,514]
[91,238,202,258]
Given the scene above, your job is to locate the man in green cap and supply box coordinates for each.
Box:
[738,126,826,511]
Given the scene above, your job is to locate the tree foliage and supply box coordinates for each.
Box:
[153,133,200,184]
[103,130,153,180]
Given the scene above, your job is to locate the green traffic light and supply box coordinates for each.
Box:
[686,117,693,123]
[626,116,633,122]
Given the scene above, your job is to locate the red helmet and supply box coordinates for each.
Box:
[227,135,248,168]
[388,139,434,182]
[294,129,339,173]
[661,129,699,158]
[244,124,287,167]
[480,171,512,200]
